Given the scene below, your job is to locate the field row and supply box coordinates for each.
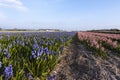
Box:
[0,32,76,80]
[78,32,120,57]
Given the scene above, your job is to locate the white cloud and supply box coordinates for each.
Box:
[0,0,28,11]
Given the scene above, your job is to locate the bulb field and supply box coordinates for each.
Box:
[0,31,120,80]
[0,32,76,80]
[78,32,120,57]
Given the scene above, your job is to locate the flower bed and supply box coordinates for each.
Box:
[0,32,76,80]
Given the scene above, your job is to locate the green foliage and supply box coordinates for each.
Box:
[0,32,74,80]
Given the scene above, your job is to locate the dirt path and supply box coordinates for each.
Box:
[51,38,120,80]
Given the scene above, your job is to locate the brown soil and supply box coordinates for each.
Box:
[51,38,120,80]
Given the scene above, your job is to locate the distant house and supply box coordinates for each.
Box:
[38,29,61,32]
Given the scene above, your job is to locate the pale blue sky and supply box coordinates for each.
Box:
[0,0,120,31]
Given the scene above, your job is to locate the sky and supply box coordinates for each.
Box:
[0,0,120,31]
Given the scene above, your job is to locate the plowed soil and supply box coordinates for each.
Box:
[51,36,120,80]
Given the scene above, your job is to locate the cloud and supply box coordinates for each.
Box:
[0,0,28,11]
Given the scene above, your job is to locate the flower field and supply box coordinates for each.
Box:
[78,32,120,57]
[0,32,76,80]
[1,31,120,80]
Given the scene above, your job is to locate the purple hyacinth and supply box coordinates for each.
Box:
[8,44,12,49]
[29,73,33,80]
[36,47,44,59]
[26,42,28,45]
[44,57,47,60]
[33,42,39,50]
[3,49,8,55]
[48,75,56,80]
[3,48,10,59]
[6,53,10,59]
[61,46,64,52]
[44,47,49,54]
[37,51,43,58]
[4,65,13,79]
[32,51,37,58]
[22,42,25,47]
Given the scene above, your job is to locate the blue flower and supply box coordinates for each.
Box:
[29,73,33,80]
[6,53,10,59]
[37,50,43,57]
[44,47,49,54]
[61,46,64,52]
[26,42,28,45]
[32,51,37,58]
[44,57,47,60]
[3,49,10,59]
[8,44,12,49]
[4,65,13,79]
[48,75,56,80]
[3,49,8,55]
[36,47,44,59]
[22,42,25,47]
[33,42,39,50]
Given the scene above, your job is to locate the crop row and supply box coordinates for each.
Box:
[78,32,120,57]
[0,32,76,80]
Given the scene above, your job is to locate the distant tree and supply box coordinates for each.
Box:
[0,28,2,30]
[110,29,119,31]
